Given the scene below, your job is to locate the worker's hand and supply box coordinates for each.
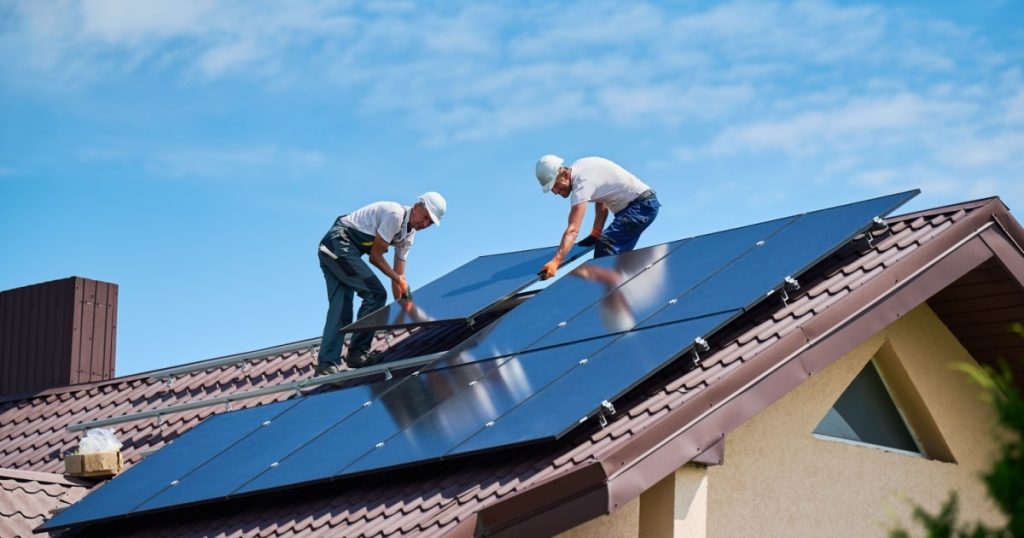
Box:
[538,260,559,281]
[393,276,411,301]
[576,228,603,248]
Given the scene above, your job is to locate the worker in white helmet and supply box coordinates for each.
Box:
[316,192,446,373]
[535,155,660,280]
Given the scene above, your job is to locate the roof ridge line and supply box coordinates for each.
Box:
[888,196,1000,221]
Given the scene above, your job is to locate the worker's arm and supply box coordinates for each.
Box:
[578,202,609,247]
[391,254,408,300]
[368,235,409,298]
[539,203,587,280]
[591,202,609,235]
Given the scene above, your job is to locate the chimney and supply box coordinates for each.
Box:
[0,277,118,395]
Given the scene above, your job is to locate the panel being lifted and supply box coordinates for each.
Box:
[430,190,918,371]
[343,244,591,332]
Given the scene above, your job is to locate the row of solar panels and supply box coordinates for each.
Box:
[43,190,918,531]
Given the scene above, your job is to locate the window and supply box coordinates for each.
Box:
[814,359,923,456]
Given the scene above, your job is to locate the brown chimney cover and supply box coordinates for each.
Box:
[0,277,117,395]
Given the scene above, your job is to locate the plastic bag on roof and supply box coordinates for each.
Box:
[78,428,122,454]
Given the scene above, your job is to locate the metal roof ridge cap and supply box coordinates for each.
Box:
[886,196,999,221]
[989,201,1024,256]
[66,351,446,432]
[593,203,1001,486]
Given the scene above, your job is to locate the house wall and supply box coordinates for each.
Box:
[701,304,1005,537]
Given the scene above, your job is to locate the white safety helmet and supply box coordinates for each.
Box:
[535,154,564,193]
[417,191,446,226]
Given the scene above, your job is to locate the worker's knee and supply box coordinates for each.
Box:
[593,235,618,258]
[359,279,387,308]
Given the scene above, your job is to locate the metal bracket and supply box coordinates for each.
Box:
[601,400,616,415]
[165,375,175,390]
[596,400,616,428]
[224,401,233,412]
[692,337,710,366]
[384,368,393,381]
[866,216,891,248]
[778,276,799,307]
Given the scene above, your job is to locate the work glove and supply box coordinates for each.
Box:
[394,276,411,301]
[538,260,559,281]
[576,228,603,248]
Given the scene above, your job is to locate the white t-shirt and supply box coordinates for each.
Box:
[340,201,416,260]
[569,157,651,214]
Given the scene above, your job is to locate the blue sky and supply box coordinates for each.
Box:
[1,0,1022,376]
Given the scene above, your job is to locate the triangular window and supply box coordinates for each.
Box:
[814,360,923,456]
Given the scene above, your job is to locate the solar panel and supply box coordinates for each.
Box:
[422,239,688,371]
[520,215,797,351]
[343,244,591,332]
[135,386,380,512]
[451,311,737,454]
[41,190,918,532]
[43,402,297,529]
[638,191,918,329]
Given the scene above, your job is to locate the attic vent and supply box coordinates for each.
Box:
[813,359,922,456]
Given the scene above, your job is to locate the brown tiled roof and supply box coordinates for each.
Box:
[8,197,1024,537]
[0,320,480,476]
[0,468,89,537]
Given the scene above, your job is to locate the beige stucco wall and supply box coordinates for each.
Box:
[703,304,1005,537]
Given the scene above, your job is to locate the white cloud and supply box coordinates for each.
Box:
[937,132,1024,168]
[197,40,262,77]
[1,0,1019,148]
[160,146,327,178]
[701,93,973,157]
[79,0,212,42]
[1005,89,1024,122]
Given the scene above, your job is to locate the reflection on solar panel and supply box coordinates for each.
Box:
[41,190,918,532]
[343,244,592,332]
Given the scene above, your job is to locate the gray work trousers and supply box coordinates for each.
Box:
[317,221,386,367]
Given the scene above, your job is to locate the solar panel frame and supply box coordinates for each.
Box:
[342,244,592,332]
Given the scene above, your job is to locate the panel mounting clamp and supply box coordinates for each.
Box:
[596,400,616,428]
[775,276,799,307]
[866,216,891,248]
[692,337,709,366]
[601,400,616,415]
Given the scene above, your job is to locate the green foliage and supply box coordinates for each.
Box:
[891,344,1023,538]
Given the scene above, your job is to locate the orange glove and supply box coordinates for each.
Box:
[394,276,410,301]
[538,260,559,280]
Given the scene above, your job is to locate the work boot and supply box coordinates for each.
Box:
[314,362,340,376]
[346,351,383,369]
